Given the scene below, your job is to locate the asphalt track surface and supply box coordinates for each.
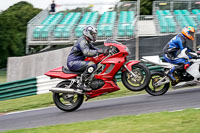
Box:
[1,87,200,132]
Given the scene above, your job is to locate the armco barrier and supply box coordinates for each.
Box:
[0,76,63,101]
[36,75,63,95]
[0,64,162,101]
[0,78,37,101]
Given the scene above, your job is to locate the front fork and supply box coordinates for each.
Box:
[122,60,141,79]
[153,69,171,87]
[123,64,138,78]
[153,76,170,87]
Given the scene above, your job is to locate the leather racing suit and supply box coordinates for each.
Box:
[163,34,196,81]
[67,36,99,72]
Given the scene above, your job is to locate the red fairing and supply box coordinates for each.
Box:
[125,60,140,71]
[45,40,139,100]
[85,54,105,63]
[44,67,78,79]
[105,43,129,55]
[95,56,125,81]
[86,80,120,98]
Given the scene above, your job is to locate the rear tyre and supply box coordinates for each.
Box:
[53,81,84,112]
[145,71,169,96]
[122,62,151,91]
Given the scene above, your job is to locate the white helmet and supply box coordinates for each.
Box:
[83,25,98,42]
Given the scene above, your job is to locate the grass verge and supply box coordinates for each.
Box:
[3,109,200,133]
[0,82,145,113]
[0,70,6,84]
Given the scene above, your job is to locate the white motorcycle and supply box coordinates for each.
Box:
[141,48,200,96]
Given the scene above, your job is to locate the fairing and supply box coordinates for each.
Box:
[45,40,140,99]
[44,67,78,79]
[125,60,140,71]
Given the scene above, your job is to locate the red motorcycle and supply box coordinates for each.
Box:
[45,39,150,112]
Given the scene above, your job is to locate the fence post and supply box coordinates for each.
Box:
[135,0,140,60]
[136,34,139,60]
[193,33,197,51]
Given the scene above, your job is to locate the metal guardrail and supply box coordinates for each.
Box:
[27,23,136,45]
[0,64,162,101]
[36,75,63,95]
[0,76,63,101]
[0,78,37,101]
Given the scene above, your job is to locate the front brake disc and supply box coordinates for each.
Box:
[152,77,160,88]
[128,69,144,84]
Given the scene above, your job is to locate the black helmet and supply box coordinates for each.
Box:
[83,25,98,42]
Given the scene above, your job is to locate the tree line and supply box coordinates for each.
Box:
[0,2,41,68]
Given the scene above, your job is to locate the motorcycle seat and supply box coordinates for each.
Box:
[62,66,83,75]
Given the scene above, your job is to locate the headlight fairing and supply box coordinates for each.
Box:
[125,47,131,54]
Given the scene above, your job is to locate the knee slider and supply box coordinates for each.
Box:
[87,66,95,73]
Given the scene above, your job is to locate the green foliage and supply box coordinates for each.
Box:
[120,0,153,15]
[140,0,153,15]
[0,70,6,83]
[66,7,92,13]
[0,1,41,68]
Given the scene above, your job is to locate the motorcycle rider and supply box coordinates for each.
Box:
[67,25,108,91]
[163,26,197,82]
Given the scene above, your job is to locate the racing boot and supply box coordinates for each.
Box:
[168,66,176,82]
[169,63,190,82]
[78,64,96,91]
[78,72,91,92]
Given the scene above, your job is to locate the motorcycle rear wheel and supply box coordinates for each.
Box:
[145,71,169,96]
[53,81,84,112]
[121,62,151,91]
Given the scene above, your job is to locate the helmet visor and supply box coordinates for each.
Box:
[190,31,194,36]
[92,33,97,41]
[189,31,194,40]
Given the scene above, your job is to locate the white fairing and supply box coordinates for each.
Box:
[142,55,177,69]
[177,48,189,59]
[186,59,200,80]
[142,55,200,81]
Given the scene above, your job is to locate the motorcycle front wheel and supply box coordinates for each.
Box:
[145,71,169,96]
[53,81,84,112]
[121,62,151,91]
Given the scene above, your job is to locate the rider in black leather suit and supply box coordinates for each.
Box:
[67,25,108,90]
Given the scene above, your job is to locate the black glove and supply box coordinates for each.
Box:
[103,49,109,55]
[97,49,109,55]
[193,56,198,59]
[97,49,104,54]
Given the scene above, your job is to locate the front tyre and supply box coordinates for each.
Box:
[53,81,84,112]
[122,62,150,91]
[145,71,169,96]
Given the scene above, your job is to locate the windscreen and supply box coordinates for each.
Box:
[104,38,122,45]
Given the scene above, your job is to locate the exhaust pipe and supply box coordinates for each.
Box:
[49,87,83,94]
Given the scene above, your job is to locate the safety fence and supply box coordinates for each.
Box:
[0,76,63,101]
[0,64,162,101]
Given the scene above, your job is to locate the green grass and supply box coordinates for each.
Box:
[0,82,145,114]
[3,109,200,133]
[0,70,6,83]
[0,93,54,113]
